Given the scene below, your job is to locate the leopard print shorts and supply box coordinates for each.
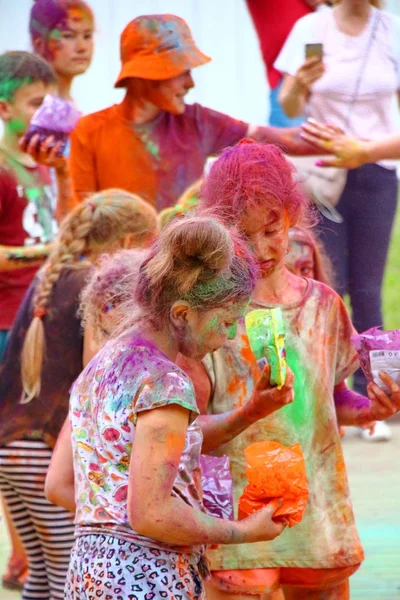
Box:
[64,534,206,600]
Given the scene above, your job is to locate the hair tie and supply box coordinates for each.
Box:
[34,308,46,319]
[86,200,96,212]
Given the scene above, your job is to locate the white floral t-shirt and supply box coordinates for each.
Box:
[70,333,203,551]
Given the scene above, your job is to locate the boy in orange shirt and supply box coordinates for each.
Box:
[69,14,319,211]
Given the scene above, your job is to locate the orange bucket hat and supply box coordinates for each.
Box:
[115,14,211,86]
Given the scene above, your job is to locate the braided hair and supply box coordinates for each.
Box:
[21,189,157,402]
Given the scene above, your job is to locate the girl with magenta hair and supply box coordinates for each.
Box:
[30,0,94,101]
[188,140,400,600]
[23,2,95,218]
[45,216,297,599]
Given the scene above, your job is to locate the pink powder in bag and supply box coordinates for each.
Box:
[200,454,234,520]
[352,327,400,393]
[24,95,81,155]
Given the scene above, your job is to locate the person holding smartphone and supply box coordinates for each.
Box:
[246,0,329,127]
[275,0,400,443]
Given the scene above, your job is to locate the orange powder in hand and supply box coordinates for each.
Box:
[238,441,309,528]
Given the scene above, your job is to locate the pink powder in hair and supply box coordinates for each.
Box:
[200,140,313,229]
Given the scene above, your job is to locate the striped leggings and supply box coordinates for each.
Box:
[0,440,75,599]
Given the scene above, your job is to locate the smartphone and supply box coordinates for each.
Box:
[305,43,323,61]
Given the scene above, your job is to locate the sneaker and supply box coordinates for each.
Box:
[359,421,392,442]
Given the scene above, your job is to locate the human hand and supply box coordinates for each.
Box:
[295,57,325,91]
[300,119,369,168]
[20,134,67,173]
[238,498,286,543]
[246,365,294,422]
[367,371,400,421]
[360,421,376,435]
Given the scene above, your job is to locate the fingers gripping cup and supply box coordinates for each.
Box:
[245,308,287,389]
[24,94,81,155]
[239,441,309,528]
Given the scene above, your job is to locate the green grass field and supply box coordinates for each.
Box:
[383,207,400,330]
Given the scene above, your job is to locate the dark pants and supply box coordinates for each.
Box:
[0,330,8,363]
[318,163,398,395]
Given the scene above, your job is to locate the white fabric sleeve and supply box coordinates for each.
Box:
[274,13,321,77]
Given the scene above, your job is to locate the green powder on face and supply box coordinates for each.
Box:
[228,322,237,340]
[49,28,62,40]
[0,77,33,102]
[5,118,26,135]
[205,316,219,333]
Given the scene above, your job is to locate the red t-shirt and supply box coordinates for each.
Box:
[246,0,314,89]
[69,103,248,211]
[0,163,54,329]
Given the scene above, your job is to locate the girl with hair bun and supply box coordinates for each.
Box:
[46,216,295,600]
[0,188,157,600]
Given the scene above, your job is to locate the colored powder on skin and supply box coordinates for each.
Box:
[288,241,313,262]
[165,431,185,456]
[205,316,219,333]
[0,78,32,102]
[240,336,254,363]
[334,388,370,412]
[49,28,62,40]
[68,7,88,23]
[5,118,27,135]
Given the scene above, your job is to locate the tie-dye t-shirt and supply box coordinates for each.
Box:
[204,280,364,569]
[69,103,248,211]
[70,333,204,552]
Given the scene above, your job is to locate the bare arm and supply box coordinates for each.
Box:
[278,58,325,118]
[178,357,294,454]
[199,367,294,453]
[334,375,400,426]
[301,119,400,167]
[128,404,285,546]
[20,134,78,223]
[279,74,309,119]
[45,419,76,513]
[0,244,50,271]
[54,162,77,223]
[247,123,324,156]
[360,136,400,163]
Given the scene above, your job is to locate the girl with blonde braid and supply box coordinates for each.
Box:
[0,189,157,600]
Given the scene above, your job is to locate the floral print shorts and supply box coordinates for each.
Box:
[64,534,206,600]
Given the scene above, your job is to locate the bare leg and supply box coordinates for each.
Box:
[282,580,349,600]
[1,494,28,587]
[204,580,262,599]
[261,590,285,600]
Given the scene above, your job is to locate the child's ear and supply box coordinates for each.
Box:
[32,36,47,57]
[0,99,12,122]
[170,302,190,330]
